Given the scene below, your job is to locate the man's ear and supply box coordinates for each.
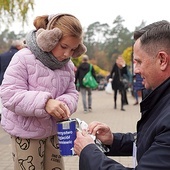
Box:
[72,44,87,58]
[158,52,168,71]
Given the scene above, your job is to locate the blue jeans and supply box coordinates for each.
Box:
[133,89,139,102]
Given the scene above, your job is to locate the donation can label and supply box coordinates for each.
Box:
[57,120,76,156]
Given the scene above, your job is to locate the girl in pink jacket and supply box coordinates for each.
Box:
[0,13,86,170]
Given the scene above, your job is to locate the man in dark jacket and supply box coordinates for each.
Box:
[74,20,170,169]
[0,40,23,120]
[0,40,23,84]
[75,55,97,113]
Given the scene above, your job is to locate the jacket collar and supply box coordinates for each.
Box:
[140,77,170,114]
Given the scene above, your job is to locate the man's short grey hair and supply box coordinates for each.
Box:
[11,40,24,47]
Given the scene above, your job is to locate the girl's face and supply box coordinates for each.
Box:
[51,36,81,61]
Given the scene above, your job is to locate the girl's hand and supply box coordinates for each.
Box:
[45,99,70,120]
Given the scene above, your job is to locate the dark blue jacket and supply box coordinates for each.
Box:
[0,46,19,84]
[133,74,144,91]
[79,77,170,170]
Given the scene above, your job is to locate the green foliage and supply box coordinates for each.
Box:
[71,57,82,67]
[0,0,34,27]
[84,15,136,71]
[122,47,133,66]
[93,65,109,77]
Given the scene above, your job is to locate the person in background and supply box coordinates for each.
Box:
[0,13,86,170]
[0,40,24,85]
[75,54,97,113]
[74,20,170,169]
[0,40,24,121]
[133,73,144,105]
[109,56,129,111]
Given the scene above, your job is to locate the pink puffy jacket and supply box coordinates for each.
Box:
[0,48,79,139]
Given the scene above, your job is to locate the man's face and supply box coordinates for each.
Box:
[133,39,160,90]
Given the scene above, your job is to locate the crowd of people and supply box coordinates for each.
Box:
[75,54,137,113]
[0,12,170,170]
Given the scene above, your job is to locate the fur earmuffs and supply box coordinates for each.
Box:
[72,44,87,58]
[36,28,62,52]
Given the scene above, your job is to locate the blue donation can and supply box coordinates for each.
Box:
[57,120,76,156]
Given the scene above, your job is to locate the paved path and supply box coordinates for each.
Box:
[0,90,141,170]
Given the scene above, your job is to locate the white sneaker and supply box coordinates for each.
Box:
[83,110,88,114]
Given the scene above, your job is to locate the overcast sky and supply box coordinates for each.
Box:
[14,0,170,33]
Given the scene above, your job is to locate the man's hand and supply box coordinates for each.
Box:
[74,130,95,156]
[88,121,113,145]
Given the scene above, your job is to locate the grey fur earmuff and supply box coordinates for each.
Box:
[36,14,66,52]
[72,44,87,58]
[36,27,62,52]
